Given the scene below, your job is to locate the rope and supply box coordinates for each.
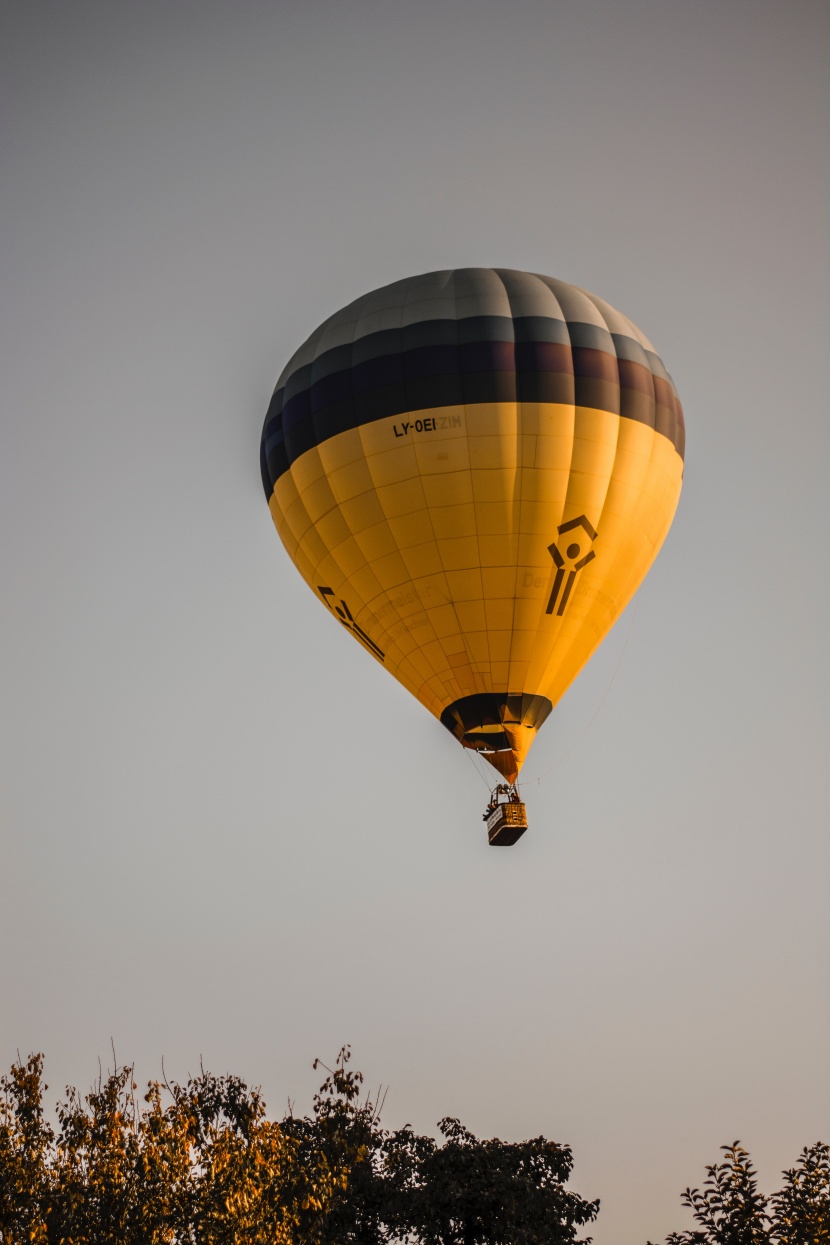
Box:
[464,745,495,790]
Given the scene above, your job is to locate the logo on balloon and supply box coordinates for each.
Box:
[318,587,385,661]
[546,516,598,617]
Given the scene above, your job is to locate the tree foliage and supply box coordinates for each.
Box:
[649,1140,830,1245]
[381,1116,598,1245]
[0,1048,598,1244]
[6,1053,826,1245]
[0,1051,336,1244]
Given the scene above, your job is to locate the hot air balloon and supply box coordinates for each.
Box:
[260,270,684,843]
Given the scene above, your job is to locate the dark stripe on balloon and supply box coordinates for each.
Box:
[261,318,684,497]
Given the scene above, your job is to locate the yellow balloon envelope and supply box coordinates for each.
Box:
[261,269,684,783]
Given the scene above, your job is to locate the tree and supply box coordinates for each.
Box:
[649,1140,830,1245]
[0,1054,337,1243]
[280,1049,600,1244]
[0,1053,53,1243]
[0,1047,600,1244]
[381,1115,599,1245]
[770,1144,830,1245]
[280,1048,387,1245]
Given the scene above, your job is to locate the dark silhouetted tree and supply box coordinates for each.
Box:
[649,1140,830,1245]
[770,1143,830,1245]
[381,1115,599,1244]
[0,1048,600,1244]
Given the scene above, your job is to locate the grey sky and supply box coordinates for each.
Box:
[1,2,828,1241]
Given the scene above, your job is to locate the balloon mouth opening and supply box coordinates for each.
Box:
[464,729,515,752]
[439,692,553,782]
[440,692,552,744]
[468,741,521,784]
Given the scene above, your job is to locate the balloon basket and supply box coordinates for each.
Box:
[483,785,528,846]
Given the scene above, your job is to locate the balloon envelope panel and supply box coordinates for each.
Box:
[261,269,684,781]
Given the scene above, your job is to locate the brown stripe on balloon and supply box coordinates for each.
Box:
[574,376,621,415]
[517,371,575,404]
[618,359,656,430]
[652,374,678,413]
[517,341,573,374]
[674,401,686,458]
[618,358,656,397]
[262,317,684,494]
[572,346,619,383]
[619,387,656,429]
[654,402,677,445]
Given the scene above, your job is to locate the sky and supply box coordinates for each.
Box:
[1,1,828,1240]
